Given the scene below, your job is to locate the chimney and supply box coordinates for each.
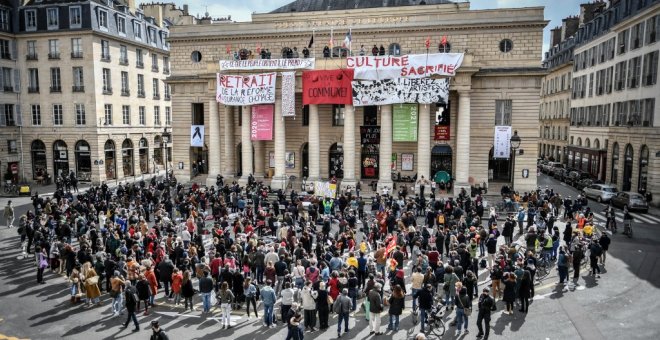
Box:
[126,0,136,13]
[154,5,164,27]
[550,27,562,46]
[562,16,579,40]
[183,4,189,15]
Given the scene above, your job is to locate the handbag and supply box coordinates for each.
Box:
[457,295,472,316]
[85,276,99,286]
[327,295,334,305]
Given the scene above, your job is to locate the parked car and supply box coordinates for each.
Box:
[582,183,618,203]
[553,168,569,181]
[566,171,591,187]
[610,191,649,213]
[547,163,566,176]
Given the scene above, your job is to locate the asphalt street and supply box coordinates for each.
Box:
[0,174,659,340]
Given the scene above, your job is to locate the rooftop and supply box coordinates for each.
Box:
[270,0,455,13]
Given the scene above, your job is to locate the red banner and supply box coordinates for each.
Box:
[434,125,450,140]
[251,105,273,141]
[302,69,354,105]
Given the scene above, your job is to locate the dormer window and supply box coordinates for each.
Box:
[117,15,126,36]
[47,8,59,30]
[134,21,143,41]
[25,9,37,31]
[98,9,108,31]
[69,6,82,28]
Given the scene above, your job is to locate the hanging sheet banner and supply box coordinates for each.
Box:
[314,181,337,198]
[352,78,449,106]
[393,104,418,142]
[216,73,276,106]
[190,125,204,147]
[219,58,316,71]
[360,126,381,144]
[493,126,512,159]
[434,102,451,141]
[302,69,354,105]
[281,71,296,117]
[347,53,464,80]
[251,105,274,141]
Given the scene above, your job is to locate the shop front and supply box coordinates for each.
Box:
[30,140,48,180]
[75,140,92,181]
[104,140,117,180]
[566,145,607,181]
[52,140,69,177]
[139,138,149,174]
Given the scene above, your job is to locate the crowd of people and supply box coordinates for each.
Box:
[9,173,615,339]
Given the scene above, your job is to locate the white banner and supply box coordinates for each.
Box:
[281,71,296,117]
[347,53,464,80]
[314,181,337,198]
[493,126,512,159]
[219,58,315,71]
[216,73,276,106]
[352,78,449,106]
[191,125,204,147]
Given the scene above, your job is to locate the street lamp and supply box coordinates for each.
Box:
[510,130,522,187]
[162,127,171,182]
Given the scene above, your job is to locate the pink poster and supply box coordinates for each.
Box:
[251,105,273,141]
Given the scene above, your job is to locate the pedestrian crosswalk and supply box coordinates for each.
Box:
[589,211,660,225]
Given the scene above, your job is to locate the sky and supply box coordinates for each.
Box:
[143,0,586,56]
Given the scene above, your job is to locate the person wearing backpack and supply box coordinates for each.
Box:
[218,281,235,329]
[589,241,603,278]
[122,281,140,332]
[333,288,352,338]
[368,283,384,335]
[244,277,259,319]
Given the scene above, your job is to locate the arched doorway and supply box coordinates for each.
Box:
[611,143,619,184]
[30,140,47,180]
[431,145,452,180]
[638,145,649,193]
[74,140,92,181]
[139,138,149,174]
[153,136,163,167]
[301,143,309,178]
[52,140,69,177]
[360,144,379,179]
[235,143,255,177]
[623,144,633,191]
[122,139,134,177]
[329,143,344,179]
[104,140,117,180]
[489,147,512,182]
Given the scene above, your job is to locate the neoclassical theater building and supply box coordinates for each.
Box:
[168,0,546,194]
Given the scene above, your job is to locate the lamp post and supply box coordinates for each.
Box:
[510,130,522,188]
[162,127,171,183]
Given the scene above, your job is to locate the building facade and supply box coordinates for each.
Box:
[0,0,185,185]
[569,0,659,198]
[168,0,546,194]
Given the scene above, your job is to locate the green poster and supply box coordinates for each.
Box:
[393,104,418,142]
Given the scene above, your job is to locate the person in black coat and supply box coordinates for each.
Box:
[387,284,405,331]
[316,282,330,330]
[123,281,140,331]
[517,270,532,313]
[181,271,195,311]
[135,274,151,315]
[158,258,175,298]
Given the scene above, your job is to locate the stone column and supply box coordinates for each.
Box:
[454,90,471,195]
[223,105,236,178]
[341,104,357,190]
[271,97,287,190]
[308,104,320,181]
[206,100,220,187]
[377,105,393,192]
[238,105,253,185]
[254,141,265,179]
[417,103,431,180]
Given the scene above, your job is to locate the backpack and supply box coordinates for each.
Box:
[591,244,603,257]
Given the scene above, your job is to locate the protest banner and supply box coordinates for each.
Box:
[219,58,315,71]
[251,105,274,141]
[216,73,276,106]
[347,53,463,80]
[352,78,449,106]
[302,69,354,105]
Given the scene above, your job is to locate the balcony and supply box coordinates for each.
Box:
[101,54,111,62]
[103,87,113,95]
[71,51,83,59]
[72,85,85,92]
[136,61,144,69]
[119,58,129,66]
[28,87,39,93]
[137,91,145,98]
[26,54,38,61]
[121,89,130,96]
[48,52,60,60]
[50,86,62,93]
[153,94,160,100]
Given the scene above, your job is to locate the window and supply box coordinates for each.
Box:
[71,38,83,58]
[643,51,659,86]
[152,79,160,99]
[0,39,9,59]
[629,100,641,125]
[119,45,128,64]
[364,106,378,125]
[611,143,619,184]
[104,104,112,125]
[642,99,655,127]
[50,67,61,92]
[136,48,144,68]
[495,100,512,126]
[102,68,112,94]
[499,39,513,53]
[627,56,641,89]
[163,56,170,74]
[615,61,627,91]
[165,107,171,125]
[75,104,85,125]
[28,68,39,92]
[72,67,84,92]
[148,28,157,45]
[27,40,37,60]
[31,105,41,126]
[52,104,63,126]
[589,73,594,97]
[139,106,145,125]
[164,84,171,100]
[387,43,401,56]
[121,71,129,95]
[48,39,60,59]
[438,42,451,53]
[69,6,82,28]
[98,9,108,31]
[25,9,37,31]
[101,40,110,61]
[191,51,202,63]
[137,74,145,97]
[605,66,613,93]
[646,15,659,45]
[2,104,15,126]
[122,105,130,124]
[151,53,158,71]
[7,140,17,154]
[117,16,126,36]
[47,8,59,30]
[134,21,143,40]
[1,67,12,91]
[631,22,644,50]
[332,105,345,126]
[154,106,161,125]
[0,8,10,32]
[617,29,628,55]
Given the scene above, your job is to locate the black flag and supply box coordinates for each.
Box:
[308,34,314,48]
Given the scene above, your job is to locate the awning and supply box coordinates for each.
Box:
[431,144,452,155]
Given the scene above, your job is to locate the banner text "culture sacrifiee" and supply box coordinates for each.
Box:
[347,53,464,80]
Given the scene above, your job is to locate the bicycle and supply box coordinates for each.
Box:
[623,220,633,238]
[3,182,18,195]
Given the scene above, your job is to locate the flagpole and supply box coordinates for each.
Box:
[312,29,316,58]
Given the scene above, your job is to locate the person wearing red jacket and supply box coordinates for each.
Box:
[145,265,158,307]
